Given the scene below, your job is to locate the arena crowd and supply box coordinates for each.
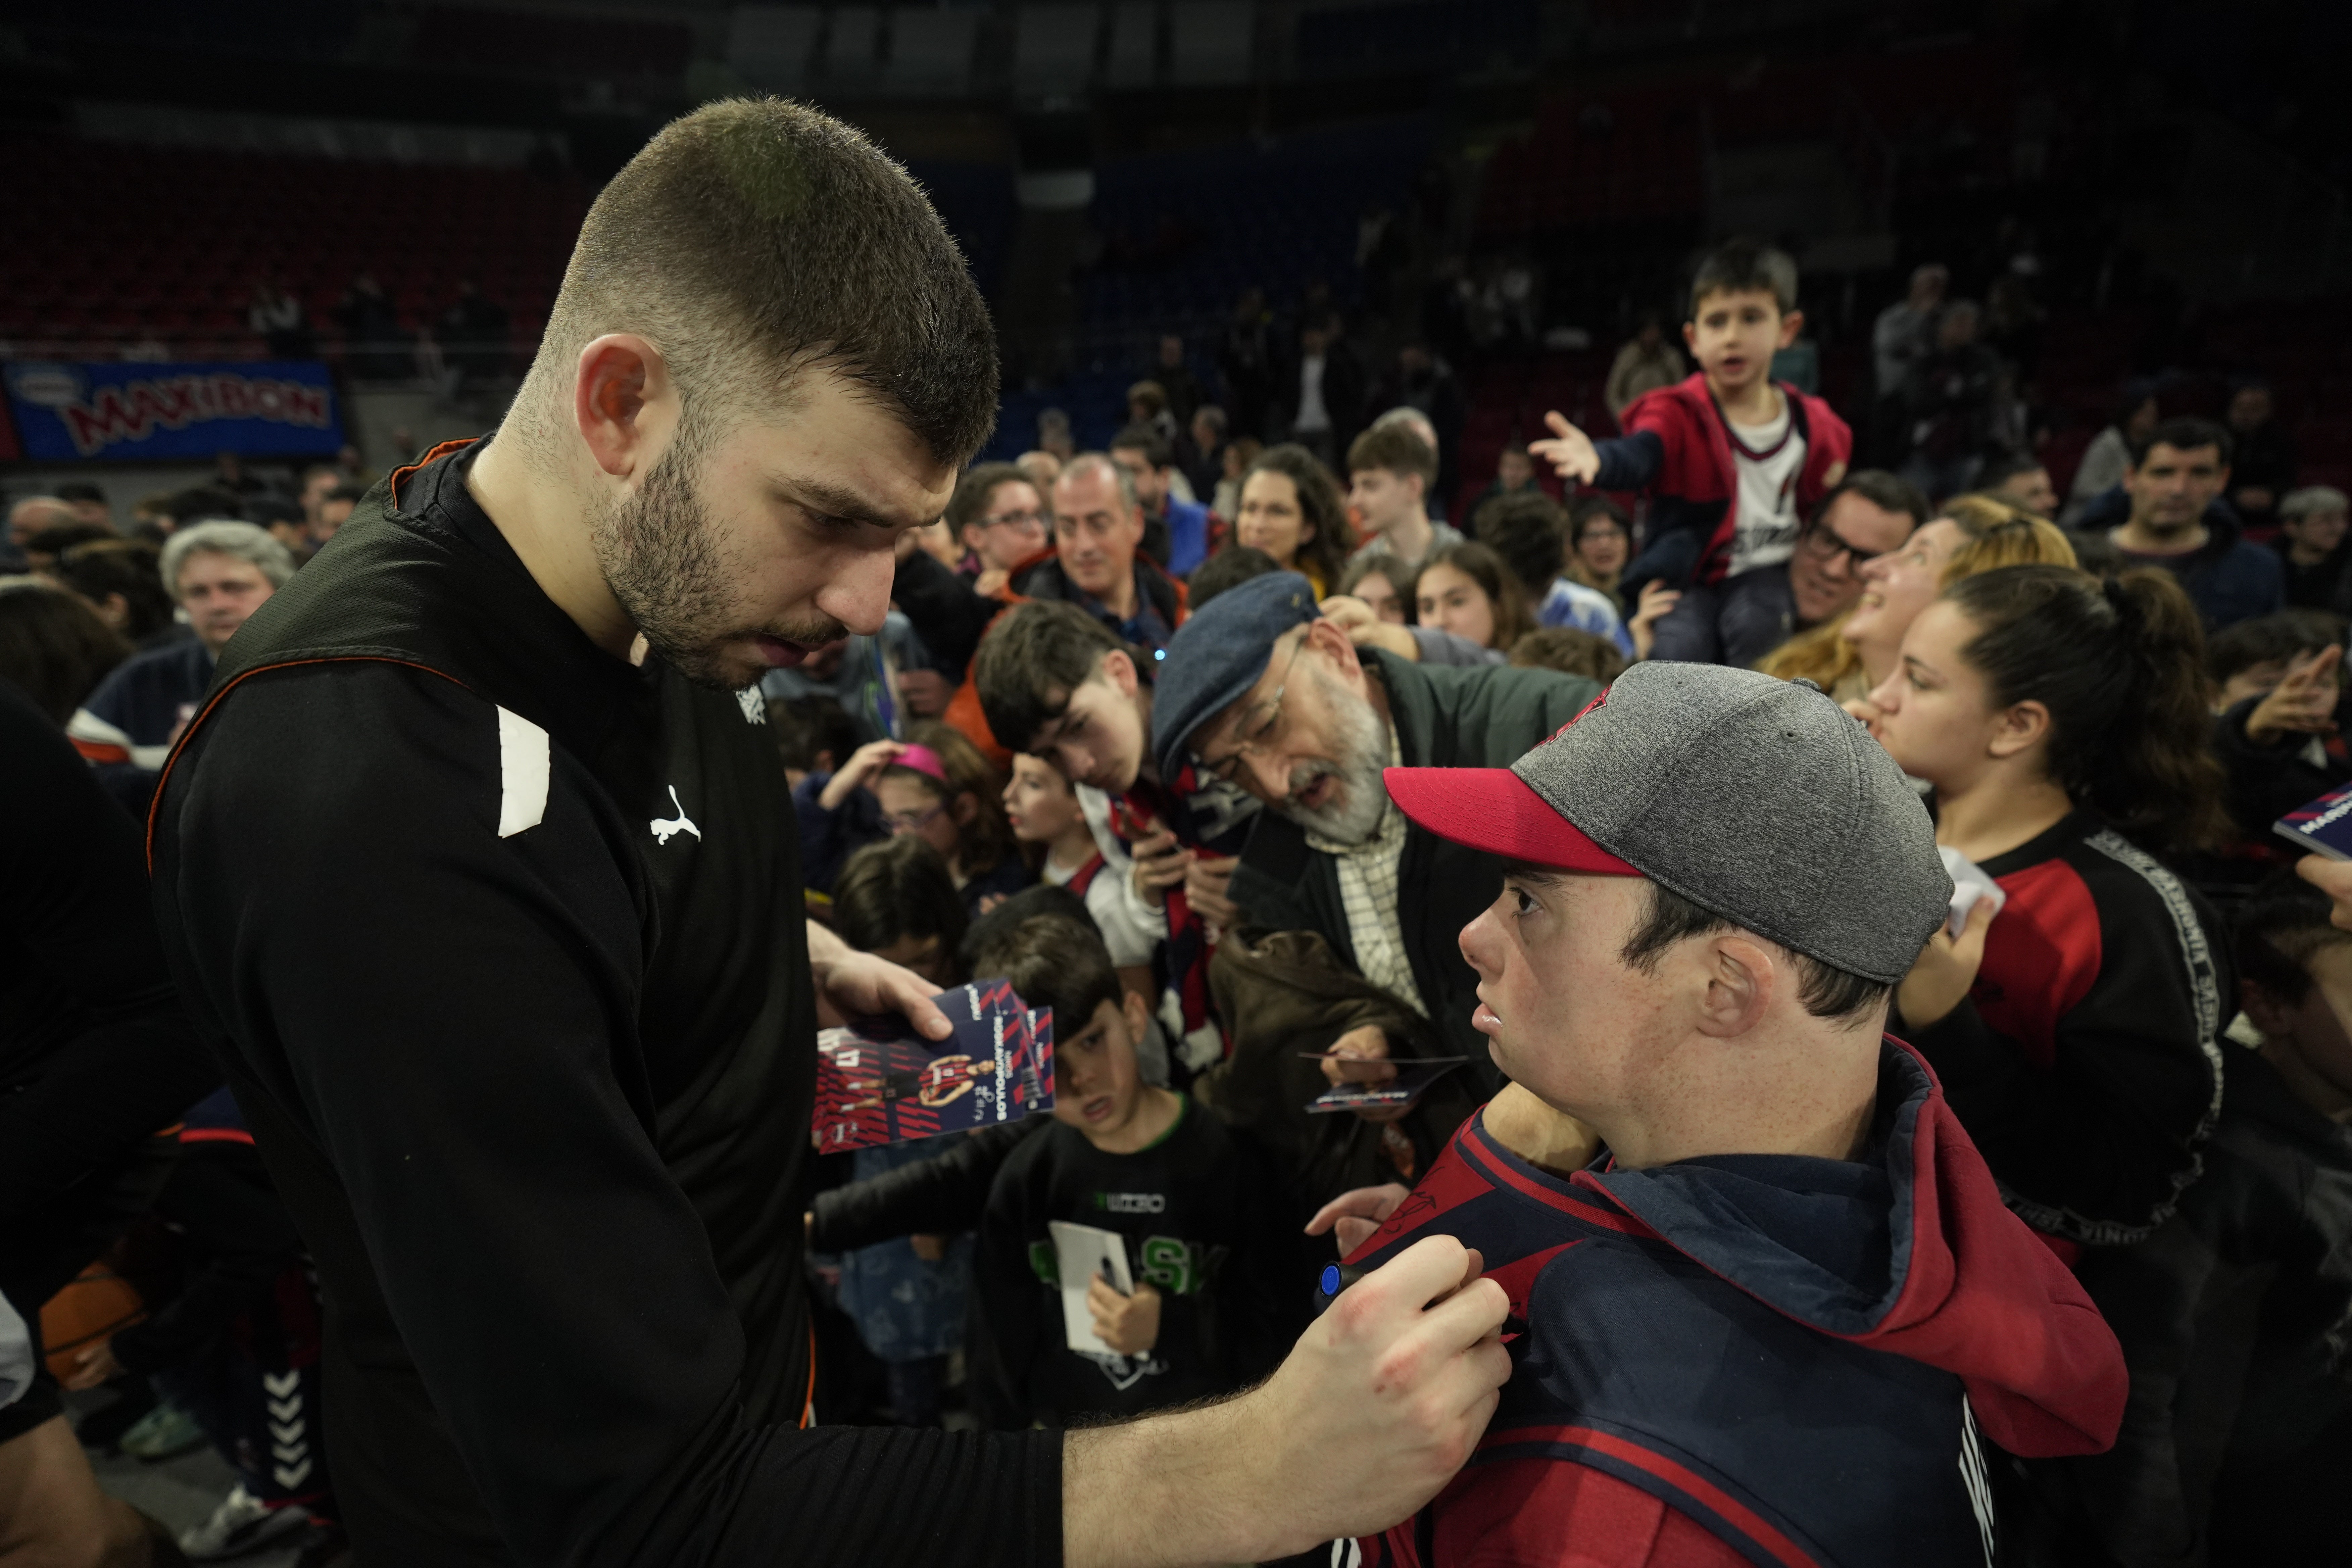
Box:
[4,96,2350,1568]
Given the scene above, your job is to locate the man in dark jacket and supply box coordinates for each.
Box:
[1010,455,1186,658]
[2072,416,2284,629]
[1150,572,1601,1089]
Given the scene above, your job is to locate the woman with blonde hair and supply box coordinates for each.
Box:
[1758,493,2076,703]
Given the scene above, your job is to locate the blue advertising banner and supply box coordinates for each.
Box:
[2,360,343,462]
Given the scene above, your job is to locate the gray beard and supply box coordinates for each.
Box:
[1281,669,1391,845]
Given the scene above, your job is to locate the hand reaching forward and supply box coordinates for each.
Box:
[1528,409,1600,485]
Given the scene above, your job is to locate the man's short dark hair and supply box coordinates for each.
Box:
[528,97,997,467]
[1620,882,1890,1025]
[1473,490,1568,593]
[832,836,968,960]
[1109,423,1173,471]
[972,913,1123,1040]
[1346,423,1437,487]
[1817,469,1929,532]
[1975,451,2047,492]
[1690,236,1798,317]
[974,600,1132,753]
[2130,416,2233,470]
[1187,545,1281,610]
[53,481,105,506]
[946,461,1032,534]
[245,495,305,528]
[2205,609,2348,686]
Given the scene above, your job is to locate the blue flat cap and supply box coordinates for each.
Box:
[1151,570,1321,782]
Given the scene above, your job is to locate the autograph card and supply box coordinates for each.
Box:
[2276,780,2352,862]
[810,980,1055,1154]
[1306,1060,1466,1115]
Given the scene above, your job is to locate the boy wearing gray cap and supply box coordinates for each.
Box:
[1323,662,2127,1568]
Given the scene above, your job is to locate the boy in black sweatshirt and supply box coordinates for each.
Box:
[970,915,1291,1428]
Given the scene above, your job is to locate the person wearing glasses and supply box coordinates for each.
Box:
[1149,571,1602,1095]
[1763,492,2076,706]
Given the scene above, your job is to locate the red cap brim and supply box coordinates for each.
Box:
[1383,767,1642,875]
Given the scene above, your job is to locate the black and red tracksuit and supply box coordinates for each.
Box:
[148,440,1058,1566]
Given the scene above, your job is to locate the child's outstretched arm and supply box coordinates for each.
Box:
[1531,408,1665,492]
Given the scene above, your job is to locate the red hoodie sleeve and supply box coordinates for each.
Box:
[1421,1460,1753,1568]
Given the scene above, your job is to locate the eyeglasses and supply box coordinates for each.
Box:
[1201,634,1307,786]
[1798,519,1892,567]
[884,801,947,834]
[984,509,1045,530]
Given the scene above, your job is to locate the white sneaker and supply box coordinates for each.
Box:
[178,1485,313,1561]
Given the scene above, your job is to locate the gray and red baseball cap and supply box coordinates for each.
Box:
[1383,662,1950,985]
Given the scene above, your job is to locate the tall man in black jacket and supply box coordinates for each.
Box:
[148,99,1506,1568]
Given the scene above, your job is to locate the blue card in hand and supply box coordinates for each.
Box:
[2275,780,2352,862]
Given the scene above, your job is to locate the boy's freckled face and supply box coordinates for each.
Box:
[1685,288,1798,395]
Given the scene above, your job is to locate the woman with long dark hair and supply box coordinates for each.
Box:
[1232,444,1353,596]
[1870,563,2229,1252]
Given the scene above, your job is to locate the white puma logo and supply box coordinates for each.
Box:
[650,785,701,846]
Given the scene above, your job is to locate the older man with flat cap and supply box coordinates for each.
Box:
[1152,571,1600,1092]
[1316,661,2129,1567]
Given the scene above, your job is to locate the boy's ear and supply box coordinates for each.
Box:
[1777,309,1804,349]
[1102,649,1137,698]
[1682,317,1701,356]
[1120,987,1152,1042]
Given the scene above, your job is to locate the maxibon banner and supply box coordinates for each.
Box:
[4,359,343,461]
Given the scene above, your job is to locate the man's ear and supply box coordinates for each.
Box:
[1694,935,1775,1039]
[573,333,676,481]
[1306,615,1363,680]
[2240,976,2299,1042]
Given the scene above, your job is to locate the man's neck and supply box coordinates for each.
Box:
[1601,1035,1881,1170]
[467,434,637,658]
[1093,561,1138,622]
[1380,508,1434,563]
[2110,516,2208,557]
[1711,375,1781,427]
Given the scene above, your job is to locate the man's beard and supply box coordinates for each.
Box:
[1280,665,1391,845]
[593,434,844,690]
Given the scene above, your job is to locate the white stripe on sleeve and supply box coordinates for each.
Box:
[496,706,550,838]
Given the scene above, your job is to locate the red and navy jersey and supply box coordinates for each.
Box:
[1345,1042,2125,1568]
[1907,811,2231,1248]
[1589,374,1851,586]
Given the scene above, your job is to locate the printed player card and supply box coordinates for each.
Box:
[810,979,1054,1154]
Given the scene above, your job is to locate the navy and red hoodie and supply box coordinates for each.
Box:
[1346,1041,2125,1568]
[1595,373,1852,589]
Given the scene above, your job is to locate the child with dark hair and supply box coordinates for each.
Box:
[824,835,975,1427]
[2204,609,2348,860]
[968,915,1291,1430]
[766,694,858,791]
[1181,543,1279,612]
[1870,564,2233,1257]
[2062,874,2352,1563]
[1472,490,1632,655]
[1507,626,1626,684]
[1532,238,1855,667]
